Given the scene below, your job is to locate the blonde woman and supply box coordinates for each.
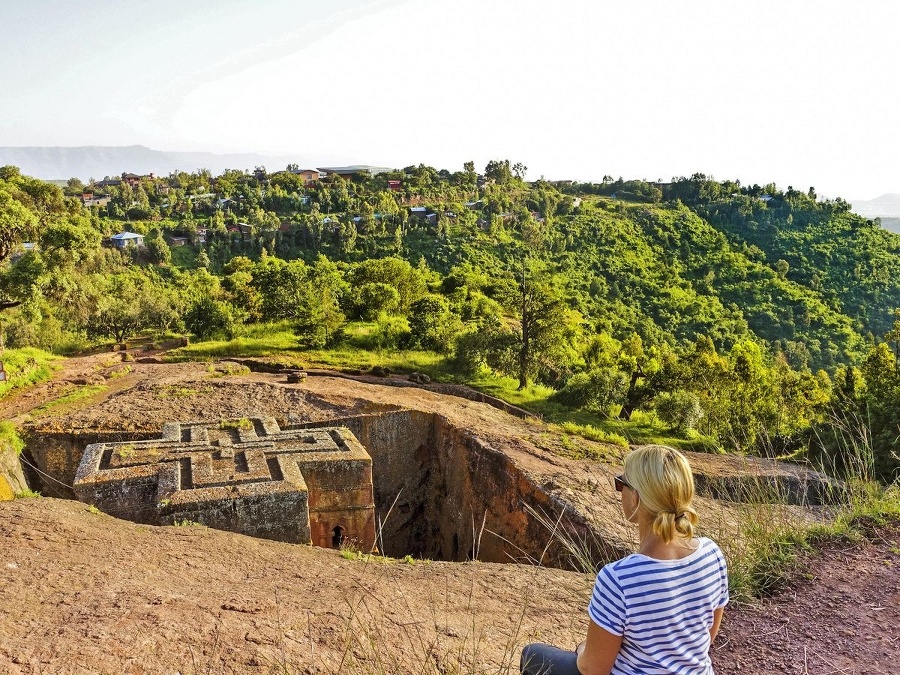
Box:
[521,445,729,675]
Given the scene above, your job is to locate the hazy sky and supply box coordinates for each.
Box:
[2,0,899,198]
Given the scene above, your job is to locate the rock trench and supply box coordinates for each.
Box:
[20,409,621,568]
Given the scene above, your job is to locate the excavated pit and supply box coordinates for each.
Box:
[20,410,620,569]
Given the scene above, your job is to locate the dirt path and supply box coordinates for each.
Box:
[713,523,900,674]
[0,350,141,424]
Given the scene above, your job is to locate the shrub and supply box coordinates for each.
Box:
[184,297,235,340]
[356,282,400,321]
[655,390,704,434]
[0,421,24,456]
[551,368,629,416]
[372,313,409,351]
[406,294,463,353]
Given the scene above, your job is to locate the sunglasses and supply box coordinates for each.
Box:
[614,474,633,492]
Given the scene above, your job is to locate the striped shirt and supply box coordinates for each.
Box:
[587,537,729,675]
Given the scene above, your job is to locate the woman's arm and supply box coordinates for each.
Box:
[575,620,623,675]
[710,606,724,642]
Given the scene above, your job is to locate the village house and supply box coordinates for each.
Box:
[80,191,111,208]
[226,222,253,242]
[291,169,321,185]
[94,178,122,188]
[122,173,142,188]
[317,165,394,179]
[108,232,145,249]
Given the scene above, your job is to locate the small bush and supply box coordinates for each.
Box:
[14,488,41,498]
[551,368,629,416]
[206,362,251,377]
[184,297,236,340]
[655,390,704,434]
[107,365,133,379]
[372,313,410,351]
[356,282,400,320]
[405,295,463,353]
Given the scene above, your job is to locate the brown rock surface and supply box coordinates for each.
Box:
[1,499,898,674]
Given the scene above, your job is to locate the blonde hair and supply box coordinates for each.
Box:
[623,444,698,544]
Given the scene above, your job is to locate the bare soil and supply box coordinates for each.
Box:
[0,351,897,674]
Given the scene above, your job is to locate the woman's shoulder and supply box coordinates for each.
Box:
[596,553,641,583]
[696,537,728,565]
[606,538,723,568]
[697,536,724,553]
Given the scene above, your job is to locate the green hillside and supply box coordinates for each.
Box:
[2,162,900,480]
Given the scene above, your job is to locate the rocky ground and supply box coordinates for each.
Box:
[2,499,897,674]
[0,351,897,674]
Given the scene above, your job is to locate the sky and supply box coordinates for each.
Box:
[1,0,899,199]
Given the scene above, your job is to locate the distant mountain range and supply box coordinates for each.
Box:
[0,145,338,181]
[850,194,900,233]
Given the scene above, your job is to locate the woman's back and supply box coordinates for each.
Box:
[520,446,729,675]
[589,537,729,674]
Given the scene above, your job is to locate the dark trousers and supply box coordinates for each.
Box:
[520,643,582,675]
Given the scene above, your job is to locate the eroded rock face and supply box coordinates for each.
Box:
[298,411,627,567]
[73,417,376,550]
[0,444,28,500]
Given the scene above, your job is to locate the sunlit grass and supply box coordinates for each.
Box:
[463,373,556,409]
[168,323,300,360]
[0,347,60,398]
[302,346,448,374]
[0,420,25,456]
[169,321,453,376]
[169,243,200,270]
[599,412,721,453]
[555,421,628,448]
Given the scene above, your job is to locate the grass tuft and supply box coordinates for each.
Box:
[219,417,253,430]
[206,362,251,377]
[14,488,41,498]
[557,421,628,448]
[32,384,107,414]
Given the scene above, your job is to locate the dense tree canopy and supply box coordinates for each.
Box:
[4,163,900,481]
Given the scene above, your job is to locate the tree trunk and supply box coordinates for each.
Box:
[518,283,530,391]
[618,369,644,420]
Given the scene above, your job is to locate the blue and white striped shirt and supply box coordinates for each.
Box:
[587,537,729,674]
